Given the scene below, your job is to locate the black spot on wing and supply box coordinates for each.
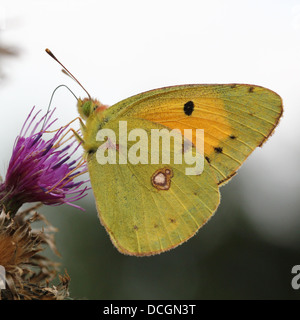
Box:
[229,135,236,140]
[214,147,223,154]
[183,101,194,116]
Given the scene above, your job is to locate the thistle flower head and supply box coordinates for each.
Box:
[0,107,89,215]
[0,204,70,300]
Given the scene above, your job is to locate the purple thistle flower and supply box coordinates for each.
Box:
[0,107,89,215]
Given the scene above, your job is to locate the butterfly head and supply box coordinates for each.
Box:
[77,98,107,120]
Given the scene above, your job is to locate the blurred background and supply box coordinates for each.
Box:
[1,0,300,299]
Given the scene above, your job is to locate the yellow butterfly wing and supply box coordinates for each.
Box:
[80,83,282,256]
[86,118,220,256]
[105,84,283,185]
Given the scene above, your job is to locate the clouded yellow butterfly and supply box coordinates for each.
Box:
[46,49,283,256]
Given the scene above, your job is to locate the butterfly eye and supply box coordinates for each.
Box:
[93,105,99,111]
[82,101,92,117]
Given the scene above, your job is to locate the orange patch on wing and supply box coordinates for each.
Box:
[136,98,233,157]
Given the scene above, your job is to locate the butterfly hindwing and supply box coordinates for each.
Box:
[87,118,220,256]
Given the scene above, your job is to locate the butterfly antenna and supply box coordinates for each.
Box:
[41,84,78,131]
[45,48,92,100]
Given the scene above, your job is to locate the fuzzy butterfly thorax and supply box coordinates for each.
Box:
[77,97,109,155]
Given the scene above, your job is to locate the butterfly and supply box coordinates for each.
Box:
[46,50,283,256]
